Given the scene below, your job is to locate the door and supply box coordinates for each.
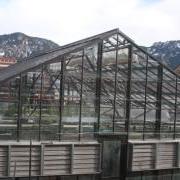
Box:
[101,140,121,180]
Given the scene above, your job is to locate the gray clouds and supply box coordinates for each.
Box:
[0,0,179,46]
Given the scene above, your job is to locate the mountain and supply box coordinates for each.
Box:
[0,32,59,61]
[148,41,180,70]
[0,32,180,71]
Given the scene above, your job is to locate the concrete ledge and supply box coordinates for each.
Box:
[0,142,100,177]
[128,140,179,172]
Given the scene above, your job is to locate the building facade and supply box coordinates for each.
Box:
[0,56,16,69]
[0,29,179,180]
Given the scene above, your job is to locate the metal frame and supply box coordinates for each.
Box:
[0,28,179,180]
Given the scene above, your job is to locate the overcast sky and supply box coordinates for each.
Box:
[0,0,179,46]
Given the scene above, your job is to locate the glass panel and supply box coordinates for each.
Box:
[144,57,159,139]
[62,55,82,141]
[129,47,147,139]
[0,77,18,141]
[161,68,176,139]
[79,175,96,180]
[173,172,180,180]
[81,46,97,140]
[114,48,128,133]
[175,78,180,138]
[20,68,43,140]
[61,176,77,180]
[100,42,116,132]
[158,174,172,180]
[40,63,60,140]
[142,176,159,180]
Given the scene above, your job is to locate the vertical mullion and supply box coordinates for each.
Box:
[40,144,44,175]
[39,65,44,141]
[119,45,132,180]
[143,55,149,140]
[70,144,74,174]
[173,77,178,139]
[17,73,22,142]
[95,41,103,133]
[100,140,104,179]
[59,60,65,141]
[79,50,84,141]
[112,34,119,132]
[155,65,163,139]
[125,45,132,139]
[29,138,32,180]
[7,145,11,176]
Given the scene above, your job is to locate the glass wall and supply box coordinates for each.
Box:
[62,53,82,141]
[129,48,147,139]
[128,46,179,140]
[0,77,18,140]
[161,68,176,139]
[127,172,180,180]
[100,37,116,132]
[81,46,97,139]
[0,30,179,142]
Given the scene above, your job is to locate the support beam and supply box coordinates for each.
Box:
[143,55,149,140]
[70,144,74,174]
[120,141,128,180]
[29,138,32,180]
[79,50,84,141]
[59,60,65,141]
[95,41,103,132]
[39,66,44,141]
[112,34,119,132]
[17,74,22,142]
[173,77,178,139]
[120,45,132,180]
[155,65,163,139]
[7,145,11,176]
[40,144,44,176]
[125,45,132,136]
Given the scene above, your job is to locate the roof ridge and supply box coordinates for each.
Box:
[0,28,119,83]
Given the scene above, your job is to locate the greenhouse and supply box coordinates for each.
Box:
[0,28,179,180]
